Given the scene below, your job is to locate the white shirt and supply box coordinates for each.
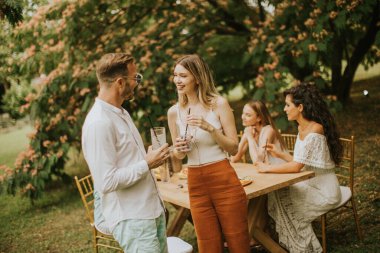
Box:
[82,98,164,232]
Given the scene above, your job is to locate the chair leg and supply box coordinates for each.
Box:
[93,227,99,253]
[165,207,170,226]
[321,214,327,253]
[350,198,363,240]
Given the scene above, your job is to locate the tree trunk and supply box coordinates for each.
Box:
[330,34,343,95]
[336,1,380,105]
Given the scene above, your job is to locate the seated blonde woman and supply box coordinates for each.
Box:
[231,100,288,248]
[231,100,286,164]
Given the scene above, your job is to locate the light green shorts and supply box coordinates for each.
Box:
[112,212,168,253]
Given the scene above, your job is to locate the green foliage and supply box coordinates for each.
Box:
[0,0,23,26]
[1,80,33,119]
[0,0,379,200]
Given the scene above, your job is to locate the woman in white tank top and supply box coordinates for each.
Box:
[167,54,250,253]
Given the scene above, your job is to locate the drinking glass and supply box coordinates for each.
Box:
[181,131,193,151]
[150,127,170,182]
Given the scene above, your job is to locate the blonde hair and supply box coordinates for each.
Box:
[246,100,286,150]
[175,54,219,108]
[96,53,134,85]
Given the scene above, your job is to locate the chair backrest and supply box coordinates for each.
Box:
[280,133,355,193]
[74,175,95,224]
[281,133,297,155]
[238,130,248,163]
[335,136,355,192]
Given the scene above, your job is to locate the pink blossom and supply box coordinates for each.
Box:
[43,140,51,148]
[79,88,91,96]
[329,11,338,19]
[274,72,281,80]
[60,135,68,143]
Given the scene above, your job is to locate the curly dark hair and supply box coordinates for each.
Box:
[283,83,343,165]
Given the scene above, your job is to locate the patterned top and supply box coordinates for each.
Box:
[294,133,335,171]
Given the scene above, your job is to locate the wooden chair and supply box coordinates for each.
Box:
[320,136,363,252]
[237,130,248,163]
[74,175,123,252]
[281,133,297,154]
[280,134,363,252]
[74,174,193,253]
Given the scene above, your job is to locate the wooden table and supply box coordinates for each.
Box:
[157,162,315,253]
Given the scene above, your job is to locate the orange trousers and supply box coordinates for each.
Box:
[188,159,250,253]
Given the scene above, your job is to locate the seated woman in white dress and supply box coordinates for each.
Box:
[254,83,343,253]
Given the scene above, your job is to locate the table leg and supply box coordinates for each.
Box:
[167,205,191,236]
[248,195,287,253]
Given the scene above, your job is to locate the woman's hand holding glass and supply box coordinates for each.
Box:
[174,135,192,153]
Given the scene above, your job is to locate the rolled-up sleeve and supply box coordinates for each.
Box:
[84,120,149,194]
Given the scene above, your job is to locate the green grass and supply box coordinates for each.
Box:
[0,187,93,253]
[0,125,32,167]
[351,62,380,81]
[0,75,379,252]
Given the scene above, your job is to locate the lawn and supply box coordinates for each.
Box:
[0,76,379,252]
[0,125,32,168]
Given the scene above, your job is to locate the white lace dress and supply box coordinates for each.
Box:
[268,133,342,253]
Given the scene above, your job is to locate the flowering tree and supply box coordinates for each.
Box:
[0,0,379,200]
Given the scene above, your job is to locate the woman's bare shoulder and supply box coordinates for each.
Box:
[167,104,178,118]
[310,122,324,135]
[214,96,230,109]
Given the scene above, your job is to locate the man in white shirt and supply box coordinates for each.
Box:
[82,53,170,252]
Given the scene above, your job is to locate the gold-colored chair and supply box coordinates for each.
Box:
[75,174,193,253]
[281,133,297,155]
[237,130,248,163]
[280,134,363,252]
[74,175,123,252]
[320,136,363,253]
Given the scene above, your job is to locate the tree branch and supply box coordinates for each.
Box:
[235,0,262,25]
[206,0,251,34]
